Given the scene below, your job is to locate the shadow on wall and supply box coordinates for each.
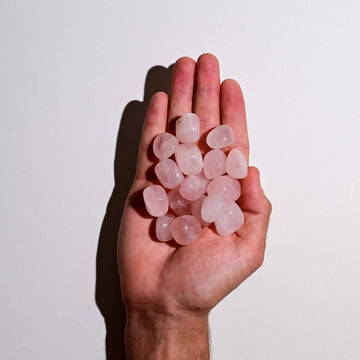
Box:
[95,63,175,359]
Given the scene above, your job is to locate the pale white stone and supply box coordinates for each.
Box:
[226,148,248,179]
[155,159,184,189]
[203,149,226,179]
[207,175,241,201]
[170,215,202,245]
[206,125,235,149]
[215,201,244,236]
[179,174,203,201]
[167,189,192,216]
[175,143,203,175]
[143,185,168,217]
[153,132,179,160]
[156,214,175,241]
[176,113,200,143]
[191,195,210,227]
[201,194,226,223]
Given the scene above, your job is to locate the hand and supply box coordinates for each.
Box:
[118,53,271,359]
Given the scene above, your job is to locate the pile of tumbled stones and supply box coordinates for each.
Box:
[143,113,248,245]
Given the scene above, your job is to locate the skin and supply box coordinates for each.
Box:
[118,53,272,359]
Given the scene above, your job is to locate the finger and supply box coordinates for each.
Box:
[135,92,168,181]
[220,79,249,162]
[193,53,221,135]
[167,57,196,130]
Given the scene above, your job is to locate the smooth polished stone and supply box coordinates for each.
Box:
[153,132,179,160]
[156,214,175,242]
[155,159,184,189]
[167,189,192,216]
[170,215,202,245]
[203,149,226,179]
[179,174,203,201]
[226,148,248,179]
[143,185,168,217]
[195,170,210,195]
[175,143,203,175]
[201,194,226,223]
[176,113,200,143]
[207,175,241,201]
[191,195,210,227]
[215,200,244,236]
[206,125,235,149]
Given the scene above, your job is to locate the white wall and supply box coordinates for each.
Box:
[1,1,359,359]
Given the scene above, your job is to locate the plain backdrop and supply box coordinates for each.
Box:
[1,1,360,359]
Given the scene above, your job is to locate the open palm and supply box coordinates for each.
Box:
[118,54,271,317]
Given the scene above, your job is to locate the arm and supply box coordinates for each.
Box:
[118,53,271,359]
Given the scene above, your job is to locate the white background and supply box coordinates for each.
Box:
[1,1,360,359]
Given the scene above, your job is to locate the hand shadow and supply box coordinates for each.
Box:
[95,63,174,359]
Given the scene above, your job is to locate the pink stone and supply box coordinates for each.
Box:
[195,170,210,195]
[179,174,203,201]
[206,125,235,149]
[153,132,179,160]
[215,200,244,236]
[226,148,248,179]
[175,143,203,175]
[191,195,210,227]
[167,189,192,216]
[155,159,184,189]
[207,175,241,201]
[170,215,202,245]
[203,149,226,179]
[156,214,175,242]
[143,185,168,217]
[176,113,200,143]
[201,194,226,223]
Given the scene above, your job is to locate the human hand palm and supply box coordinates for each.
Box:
[118,54,271,317]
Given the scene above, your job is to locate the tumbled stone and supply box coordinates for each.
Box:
[203,149,226,179]
[195,170,210,195]
[156,214,175,242]
[179,174,203,201]
[170,215,202,245]
[206,125,235,149]
[207,175,241,201]
[155,159,184,189]
[153,132,179,160]
[201,194,226,223]
[167,189,192,216]
[191,195,210,227]
[175,143,203,175]
[143,185,168,217]
[176,113,200,143]
[215,200,244,236]
[226,148,248,179]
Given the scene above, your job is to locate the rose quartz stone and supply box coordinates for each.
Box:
[201,194,226,223]
[175,113,200,143]
[203,149,226,179]
[143,185,168,217]
[207,175,241,201]
[226,148,248,179]
[156,214,175,242]
[179,174,203,201]
[170,215,202,245]
[155,159,184,189]
[175,143,203,175]
[215,201,244,236]
[167,189,192,216]
[153,133,179,160]
[191,195,210,227]
[195,170,210,195]
[206,125,235,149]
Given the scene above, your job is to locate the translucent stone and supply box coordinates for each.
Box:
[175,143,203,175]
[207,175,241,201]
[167,189,192,216]
[176,113,200,143]
[170,215,202,245]
[155,159,184,189]
[215,201,244,236]
[203,149,226,179]
[226,148,248,179]
[201,194,226,223]
[156,214,175,242]
[143,185,168,217]
[206,125,235,149]
[191,195,210,227]
[153,133,179,160]
[195,170,210,195]
[179,174,203,201]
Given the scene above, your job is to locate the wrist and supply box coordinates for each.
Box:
[125,310,210,360]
